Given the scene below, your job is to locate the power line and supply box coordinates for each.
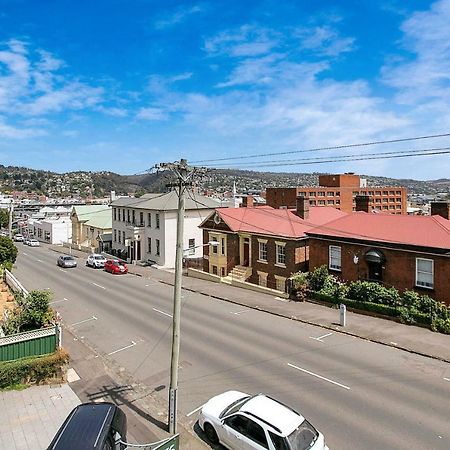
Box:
[205,147,450,169]
[190,132,450,164]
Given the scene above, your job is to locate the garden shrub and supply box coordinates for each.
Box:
[307,265,329,292]
[0,349,69,389]
[319,275,349,302]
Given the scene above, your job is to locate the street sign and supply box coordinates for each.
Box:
[154,435,179,450]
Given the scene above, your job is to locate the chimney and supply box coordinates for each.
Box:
[110,191,116,202]
[355,195,370,212]
[241,195,254,208]
[431,201,450,220]
[296,195,309,220]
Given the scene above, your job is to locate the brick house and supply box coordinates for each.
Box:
[306,205,450,305]
[199,197,346,292]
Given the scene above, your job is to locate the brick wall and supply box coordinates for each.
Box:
[309,237,450,305]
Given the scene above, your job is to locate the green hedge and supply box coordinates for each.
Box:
[0,349,69,389]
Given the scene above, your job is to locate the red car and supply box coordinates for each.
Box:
[104,259,128,274]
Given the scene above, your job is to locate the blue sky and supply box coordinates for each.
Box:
[1,0,450,180]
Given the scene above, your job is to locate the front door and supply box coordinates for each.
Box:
[243,239,250,266]
[368,261,383,281]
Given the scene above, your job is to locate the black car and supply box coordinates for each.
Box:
[47,402,127,450]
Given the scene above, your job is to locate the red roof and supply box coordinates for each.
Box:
[307,212,450,250]
[213,206,347,238]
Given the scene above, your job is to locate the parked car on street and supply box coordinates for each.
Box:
[86,253,107,268]
[47,402,127,450]
[14,234,24,242]
[28,239,40,247]
[23,237,31,245]
[57,255,77,268]
[199,391,329,450]
[104,259,128,274]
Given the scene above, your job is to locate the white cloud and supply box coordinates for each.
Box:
[0,116,47,138]
[154,5,203,29]
[136,107,169,121]
[61,130,79,137]
[95,106,128,117]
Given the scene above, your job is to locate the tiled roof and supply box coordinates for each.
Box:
[212,206,347,238]
[306,212,450,250]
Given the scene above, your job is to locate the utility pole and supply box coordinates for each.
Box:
[8,201,13,239]
[155,159,206,434]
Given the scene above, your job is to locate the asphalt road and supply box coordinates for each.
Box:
[13,244,450,450]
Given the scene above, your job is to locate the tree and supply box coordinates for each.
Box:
[0,208,8,228]
[0,235,18,265]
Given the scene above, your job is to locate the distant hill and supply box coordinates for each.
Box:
[0,164,448,198]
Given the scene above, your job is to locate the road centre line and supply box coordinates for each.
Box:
[153,308,172,318]
[186,404,205,417]
[310,332,333,342]
[91,282,106,290]
[230,310,247,315]
[108,341,137,355]
[36,259,43,262]
[71,316,98,326]
[287,363,350,390]
[444,377,450,382]
[22,252,28,256]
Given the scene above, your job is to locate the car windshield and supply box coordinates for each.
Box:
[64,257,74,261]
[286,420,319,450]
[94,256,105,260]
[219,395,251,419]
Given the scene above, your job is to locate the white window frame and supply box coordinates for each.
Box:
[329,245,341,271]
[258,239,268,262]
[416,258,434,289]
[188,238,195,255]
[275,241,286,267]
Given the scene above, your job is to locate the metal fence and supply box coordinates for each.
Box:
[0,325,60,362]
[4,268,29,296]
[121,435,179,450]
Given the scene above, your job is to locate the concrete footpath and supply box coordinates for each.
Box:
[8,244,444,450]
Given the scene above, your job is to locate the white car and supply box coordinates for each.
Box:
[199,391,329,450]
[14,234,24,242]
[86,254,107,268]
[28,239,40,247]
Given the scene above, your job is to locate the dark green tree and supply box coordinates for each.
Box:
[0,235,18,265]
[0,208,8,228]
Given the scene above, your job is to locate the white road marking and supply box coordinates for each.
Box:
[92,282,106,290]
[36,259,43,262]
[67,368,81,383]
[444,377,450,382]
[58,268,65,272]
[310,332,333,342]
[153,308,172,318]
[230,310,247,315]
[186,404,205,417]
[287,363,350,390]
[108,341,137,355]
[50,298,69,305]
[390,342,398,346]
[71,316,98,326]
[23,252,28,256]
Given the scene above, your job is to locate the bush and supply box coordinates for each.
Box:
[0,236,17,266]
[401,290,421,309]
[347,280,400,306]
[307,265,329,292]
[431,318,450,334]
[319,275,349,302]
[0,349,69,389]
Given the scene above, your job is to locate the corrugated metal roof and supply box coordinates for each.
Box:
[72,205,112,230]
[210,206,347,238]
[111,190,218,211]
[307,212,450,250]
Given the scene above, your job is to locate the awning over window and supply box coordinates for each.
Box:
[364,249,385,263]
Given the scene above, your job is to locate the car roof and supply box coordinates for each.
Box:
[47,402,125,449]
[240,395,304,436]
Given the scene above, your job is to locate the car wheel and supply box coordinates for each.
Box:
[204,423,219,444]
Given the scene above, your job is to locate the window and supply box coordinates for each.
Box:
[329,245,341,270]
[132,210,135,224]
[317,191,325,197]
[327,200,334,205]
[375,191,381,196]
[139,212,144,226]
[298,191,306,196]
[368,191,374,195]
[259,241,267,261]
[156,239,160,256]
[212,265,218,275]
[383,190,388,195]
[246,419,269,449]
[327,191,334,196]
[276,243,286,266]
[188,238,195,255]
[416,258,433,288]
[156,213,160,229]
[113,208,116,221]
[221,237,226,255]
[147,238,151,253]
[127,209,130,223]
[396,190,402,195]
[396,198,401,203]
[212,237,218,254]
[309,192,316,197]
[122,209,125,221]
[147,212,151,227]
[318,200,325,205]
[269,431,289,450]
[309,200,316,205]
[389,191,395,195]
[114,230,117,242]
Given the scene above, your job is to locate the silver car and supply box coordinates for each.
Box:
[57,255,77,268]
